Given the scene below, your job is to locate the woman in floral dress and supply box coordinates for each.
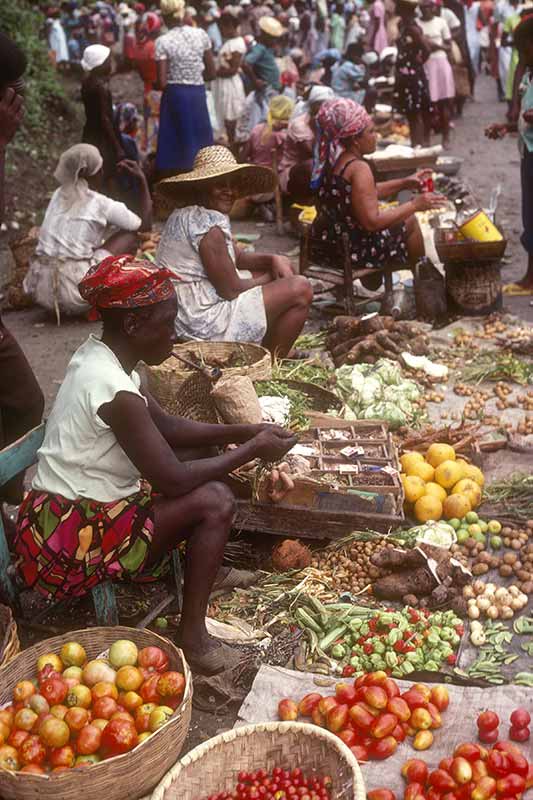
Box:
[393,0,432,146]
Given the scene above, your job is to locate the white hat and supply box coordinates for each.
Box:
[258,15,286,35]
[240,0,252,6]
[308,85,334,104]
[81,44,111,72]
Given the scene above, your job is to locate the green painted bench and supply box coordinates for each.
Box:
[0,425,182,627]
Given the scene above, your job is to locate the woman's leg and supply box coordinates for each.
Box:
[422,110,433,146]
[407,112,424,147]
[261,275,313,357]
[102,230,139,255]
[406,214,425,264]
[146,481,235,669]
[439,100,451,148]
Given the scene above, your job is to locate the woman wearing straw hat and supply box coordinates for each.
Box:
[156,145,313,356]
[155,0,216,175]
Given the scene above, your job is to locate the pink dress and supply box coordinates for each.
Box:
[419,16,456,102]
[372,0,389,55]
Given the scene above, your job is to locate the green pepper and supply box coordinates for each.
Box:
[385,651,398,668]
[425,660,439,671]
[331,644,346,659]
[373,641,386,655]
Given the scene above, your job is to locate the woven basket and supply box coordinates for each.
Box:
[0,626,192,800]
[143,342,271,415]
[173,371,220,423]
[0,605,19,669]
[148,722,366,800]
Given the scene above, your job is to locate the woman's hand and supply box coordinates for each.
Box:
[404,169,433,191]
[484,122,508,139]
[270,255,294,280]
[253,427,297,462]
[413,192,447,212]
[118,159,147,182]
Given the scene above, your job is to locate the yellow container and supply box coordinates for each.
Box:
[459,210,503,242]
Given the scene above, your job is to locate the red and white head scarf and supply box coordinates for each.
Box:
[79,254,175,320]
[311,98,371,188]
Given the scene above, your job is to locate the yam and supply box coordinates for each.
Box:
[373,567,436,600]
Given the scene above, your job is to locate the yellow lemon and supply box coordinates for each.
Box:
[403,475,427,504]
[443,493,471,520]
[414,495,443,523]
[452,478,482,509]
[455,459,470,479]
[406,460,435,482]
[424,482,447,503]
[426,443,456,468]
[460,463,485,487]
[400,451,425,473]
[434,460,463,490]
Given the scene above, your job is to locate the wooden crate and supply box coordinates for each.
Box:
[233,418,404,539]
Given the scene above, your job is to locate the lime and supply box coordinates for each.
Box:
[490,535,502,549]
[448,518,461,531]
[473,531,486,543]
[478,520,488,533]
[456,529,469,544]
[465,511,479,524]
[488,520,502,534]
[468,523,482,536]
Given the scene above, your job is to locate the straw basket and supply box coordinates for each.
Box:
[143,342,271,415]
[0,626,192,800]
[0,605,19,668]
[445,262,502,316]
[148,722,366,800]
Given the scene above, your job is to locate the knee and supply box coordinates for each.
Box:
[202,481,236,523]
[290,275,314,306]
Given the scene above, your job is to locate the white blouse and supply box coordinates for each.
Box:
[155,26,212,85]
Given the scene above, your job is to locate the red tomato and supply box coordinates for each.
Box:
[76,724,102,755]
[39,716,70,748]
[32,711,52,734]
[140,674,162,704]
[510,708,531,729]
[7,729,29,749]
[116,666,144,693]
[137,647,169,674]
[13,681,36,705]
[19,735,47,766]
[101,718,139,756]
[64,706,90,733]
[50,704,69,721]
[19,764,46,774]
[135,703,157,734]
[14,708,38,732]
[0,745,19,771]
[92,697,118,720]
[510,726,530,742]
[121,691,143,712]
[49,745,75,768]
[0,710,14,730]
[111,710,135,724]
[91,682,118,703]
[477,711,499,732]
[41,677,68,706]
[478,727,499,745]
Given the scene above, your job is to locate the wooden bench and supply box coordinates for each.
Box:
[0,425,183,627]
[299,223,403,316]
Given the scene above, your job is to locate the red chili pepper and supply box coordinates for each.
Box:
[368,619,377,632]
[363,643,374,655]
[393,641,405,653]
[446,654,457,665]
[342,665,356,677]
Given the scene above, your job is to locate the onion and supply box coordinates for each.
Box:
[468,605,480,619]
[486,606,500,620]
[476,597,491,611]
[494,587,509,601]
[500,606,514,620]
[463,586,475,599]
[472,580,486,595]
[82,659,117,687]
[508,585,520,597]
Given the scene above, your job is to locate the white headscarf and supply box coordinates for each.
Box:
[54,144,103,210]
[81,44,111,72]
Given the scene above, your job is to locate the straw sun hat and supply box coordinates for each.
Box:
[258,15,286,36]
[157,146,275,207]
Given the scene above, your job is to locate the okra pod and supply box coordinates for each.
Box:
[319,624,347,652]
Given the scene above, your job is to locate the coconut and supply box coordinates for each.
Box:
[271,539,312,571]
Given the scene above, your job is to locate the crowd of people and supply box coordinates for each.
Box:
[1,0,533,674]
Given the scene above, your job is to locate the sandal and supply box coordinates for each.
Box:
[181,640,236,676]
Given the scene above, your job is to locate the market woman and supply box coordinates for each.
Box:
[155,0,216,175]
[23,144,151,317]
[15,255,296,675]
[156,145,313,356]
[393,0,432,147]
[133,11,162,156]
[311,98,444,280]
[418,0,456,148]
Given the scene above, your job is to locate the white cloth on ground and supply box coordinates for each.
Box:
[156,205,268,342]
[32,335,146,503]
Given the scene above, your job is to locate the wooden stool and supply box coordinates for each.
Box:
[0,425,183,627]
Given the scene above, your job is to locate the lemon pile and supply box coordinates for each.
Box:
[400,444,484,523]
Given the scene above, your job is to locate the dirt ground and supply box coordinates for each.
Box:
[1,72,532,759]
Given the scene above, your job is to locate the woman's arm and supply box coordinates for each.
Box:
[203,49,217,82]
[156,59,168,91]
[199,226,272,299]
[236,248,294,279]
[348,161,443,232]
[375,177,410,198]
[217,51,243,78]
[98,391,296,497]
[116,160,152,231]
[97,85,125,160]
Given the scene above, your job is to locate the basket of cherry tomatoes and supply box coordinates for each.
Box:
[0,626,192,800]
[147,721,366,800]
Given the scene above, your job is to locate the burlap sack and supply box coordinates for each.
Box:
[211,375,263,424]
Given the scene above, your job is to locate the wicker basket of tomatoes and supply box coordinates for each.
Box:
[148,721,366,800]
[0,626,192,800]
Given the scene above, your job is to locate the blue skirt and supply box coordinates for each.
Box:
[156,83,213,172]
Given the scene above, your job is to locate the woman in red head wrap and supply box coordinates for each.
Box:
[15,254,296,675]
[311,97,445,286]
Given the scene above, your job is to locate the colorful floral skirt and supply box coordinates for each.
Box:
[14,487,163,601]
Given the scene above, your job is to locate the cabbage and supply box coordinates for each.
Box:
[373,359,402,386]
[397,380,421,401]
[358,377,382,406]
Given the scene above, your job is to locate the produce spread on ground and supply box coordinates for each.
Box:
[1,314,532,799]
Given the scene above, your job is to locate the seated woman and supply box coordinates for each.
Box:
[311,98,444,278]
[23,144,151,318]
[155,145,313,357]
[278,84,333,204]
[15,255,296,674]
